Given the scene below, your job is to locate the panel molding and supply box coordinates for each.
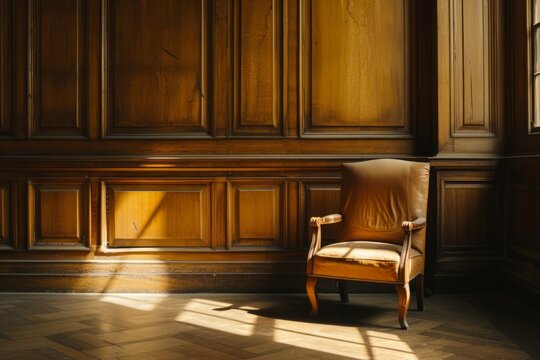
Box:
[27,179,90,250]
[437,171,500,258]
[231,0,284,136]
[227,180,285,249]
[0,0,13,137]
[449,0,500,137]
[101,0,212,138]
[102,180,212,249]
[299,0,412,138]
[0,182,15,249]
[438,0,503,154]
[28,0,88,138]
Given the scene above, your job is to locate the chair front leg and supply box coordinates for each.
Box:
[306,276,319,315]
[395,282,410,330]
[416,274,424,311]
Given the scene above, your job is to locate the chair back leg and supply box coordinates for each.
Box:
[338,281,349,303]
[416,274,425,311]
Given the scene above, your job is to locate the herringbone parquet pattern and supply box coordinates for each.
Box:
[0,293,538,359]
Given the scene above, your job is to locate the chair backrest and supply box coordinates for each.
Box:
[339,159,430,253]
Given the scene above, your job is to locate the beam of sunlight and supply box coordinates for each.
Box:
[100,294,167,312]
[175,298,256,336]
[365,330,418,360]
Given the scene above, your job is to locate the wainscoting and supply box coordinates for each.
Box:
[0,0,538,295]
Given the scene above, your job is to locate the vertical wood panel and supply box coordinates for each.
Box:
[232,0,282,135]
[28,180,89,249]
[107,183,211,248]
[304,182,341,246]
[0,184,9,246]
[28,0,87,137]
[509,183,534,250]
[442,184,495,248]
[450,0,499,136]
[40,190,79,237]
[0,0,13,136]
[438,172,499,256]
[103,0,210,137]
[301,0,410,136]
[228,181,283,248]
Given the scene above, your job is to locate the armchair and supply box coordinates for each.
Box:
[306,159,430,329]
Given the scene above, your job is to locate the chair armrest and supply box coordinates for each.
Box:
[402,217,426,232]
[398,217,426,281]
[310,214,343,227]
[307,214,342,274]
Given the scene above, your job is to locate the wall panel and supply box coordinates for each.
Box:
[28,0,88,138]
[438,0,503,153]
[0,184,10,247]
[0,0,13,136]
[436,170,501,280]
[105,182,211,248]
[232,0,283,135]
[103,0,210,137]
[228,181,284,249]
[303,182,341,247]
[301,0,410,136]
[28,179,89,249]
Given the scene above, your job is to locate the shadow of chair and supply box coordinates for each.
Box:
[306,159,430,329]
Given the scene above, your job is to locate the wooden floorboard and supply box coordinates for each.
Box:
[0,293,538,359]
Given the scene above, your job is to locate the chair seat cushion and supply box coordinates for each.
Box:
[312,241,423,282]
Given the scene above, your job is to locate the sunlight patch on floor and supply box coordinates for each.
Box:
[99,294,167,312]
[175,298,257,336]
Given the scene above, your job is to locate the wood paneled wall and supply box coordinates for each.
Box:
[0,0,534,294]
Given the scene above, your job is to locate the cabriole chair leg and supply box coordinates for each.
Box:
[396,282,411,330]
[306,276,319,315]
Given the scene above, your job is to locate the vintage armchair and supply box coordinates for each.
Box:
[306,159,430,329]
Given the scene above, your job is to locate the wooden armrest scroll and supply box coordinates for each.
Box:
[310,214,343,227]
[401,217,426,232]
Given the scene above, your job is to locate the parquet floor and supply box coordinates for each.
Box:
[0,292,538,359]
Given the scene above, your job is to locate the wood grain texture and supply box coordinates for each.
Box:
[28,0,87,138]
[0,293,536,359]
[436,170,501,279]
[0,0,13,136]
[0,184,8,245]
[503,158,540,296]
[301,0,409,136]
[106,183,211,248]
[438,173,498,251]
[303,182,341,246]
[28,179,89,249]
[103,0,210,137]
[438,0,503,154]
[228,181,284,248]
[233,0,283,135]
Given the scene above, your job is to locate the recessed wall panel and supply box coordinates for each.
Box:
[232,0,282,135]
[301,0,409,136]
[29,0,87,137]
[304,183,341,246]
[103,0,210,137]
[28,180,89,248]
[0,0,13,136]
[228,182,283,248]
[107,184,211,247]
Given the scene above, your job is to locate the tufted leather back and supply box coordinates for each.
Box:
[339,159,430,253]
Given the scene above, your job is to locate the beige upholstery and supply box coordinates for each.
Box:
[313,241,424,283]
[306,159,430,330]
